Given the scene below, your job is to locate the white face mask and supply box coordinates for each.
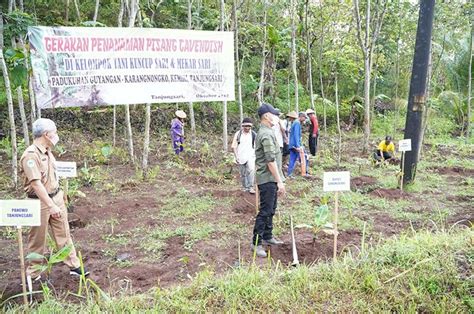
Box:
[47,133,59,146]
[272,115,280,126]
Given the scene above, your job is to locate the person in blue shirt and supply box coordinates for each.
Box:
[288,112,309,177]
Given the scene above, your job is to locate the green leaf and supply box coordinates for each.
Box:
[101,145,112,159]
[26,252,47,261]
[10,64,28,88]
[49,245,72,264]
[315,204,330,228]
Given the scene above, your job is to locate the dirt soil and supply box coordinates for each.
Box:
[1,145,473,305]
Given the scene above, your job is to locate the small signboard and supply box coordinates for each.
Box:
[56,161,77,178]
[0,200,41,227]
[398,139,412,152]
[323,171,351,192]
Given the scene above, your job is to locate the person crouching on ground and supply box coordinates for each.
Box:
[252,103,286,258]
[373,136,395,162]
[232,118,257,194]
[171,110,186,155]
[20,118,89,282]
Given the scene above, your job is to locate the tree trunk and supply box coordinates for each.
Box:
[467,3,473,139]
[142,103,151,178]
[305,0,315,110]
[124,0,139,162]
[18,0,24,11]
[187,0,196,139]
[118,0,125,27]
[65,0,70,23]
[93,0,100,22]
[73,0,81,22]
[257,0,267,104]
[393,0,401,135]
[8,0,14,12]
[1,17,18,187]
[335,68,342,168]
[290,0,299,112]
[220,0,228,152]
[318,16,326,133]
[361,0,371,154]
[28,72,36,126]
[233,0,243,122]
[402,0,435,184]
[17,87,30,146]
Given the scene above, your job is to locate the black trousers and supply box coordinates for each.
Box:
[309,134,318,156]
[252,182,278,245]
[374,150,393,161]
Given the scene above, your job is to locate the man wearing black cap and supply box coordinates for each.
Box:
[252,103,286,258]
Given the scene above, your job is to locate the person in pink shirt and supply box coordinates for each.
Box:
[305,109,319,156]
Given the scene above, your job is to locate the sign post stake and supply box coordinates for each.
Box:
[333,191,339,260]
[400,151,405,191]
[1,199,40,306]
[17,226,28,307]
[323,171,350,262]
[398,139,411,192]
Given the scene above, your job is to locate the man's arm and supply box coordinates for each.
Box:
[30,180,61,218]
[267,161,286,196]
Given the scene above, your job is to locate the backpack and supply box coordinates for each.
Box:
[237,130,257,148]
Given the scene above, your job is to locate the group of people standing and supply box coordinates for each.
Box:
[231,104,320,258]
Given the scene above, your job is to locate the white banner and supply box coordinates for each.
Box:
[28,26,235,108]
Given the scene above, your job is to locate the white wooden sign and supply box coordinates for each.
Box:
[56,161,77,178]
[0,200,41,227]
[323,171,351,192]
[398,139,412,152]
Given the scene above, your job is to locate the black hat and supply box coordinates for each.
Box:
[241,117,253,126]
[257,103,280,117]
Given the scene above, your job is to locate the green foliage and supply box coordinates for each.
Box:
[25,245,73,277]
[8,229,472,312]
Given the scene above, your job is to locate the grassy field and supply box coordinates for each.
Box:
[0,124,473,312]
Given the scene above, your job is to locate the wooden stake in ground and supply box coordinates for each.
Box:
[17,226,28,307]
[299,149,306,176]
[333,191,339,260]
[290,215,299,266]
[400,151,405,191]
[398,139,412,191]
[323,171,351,261]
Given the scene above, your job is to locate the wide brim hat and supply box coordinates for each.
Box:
[286,111,298,119]
[305,109,315,115]
[175,110,187,119]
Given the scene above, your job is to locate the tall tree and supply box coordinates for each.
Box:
[353,0,387,153]
[305,0,315,110]
[318,0,327,133]
[290,0,299,112]
[402,0,435,184]
[220,0,228,152]
[0,15,18,187]
[467,0,473,139]
[73,0,81,22]
[93,0,100,23]
[187,0,196,139]
[233,0,243,122]
[257,0,268,104]
[124,0,139,162]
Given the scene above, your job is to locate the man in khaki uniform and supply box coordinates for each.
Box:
[20,118,89,281]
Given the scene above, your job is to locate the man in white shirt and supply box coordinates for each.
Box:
[272,109,288,173]
[232,118,257,194]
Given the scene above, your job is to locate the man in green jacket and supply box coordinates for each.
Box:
[252,103,287,258]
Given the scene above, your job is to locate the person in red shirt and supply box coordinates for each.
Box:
[305,109,319,156]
